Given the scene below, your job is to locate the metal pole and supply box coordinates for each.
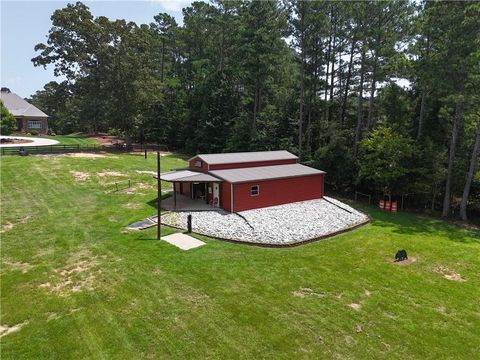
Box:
[157,151,161,240]
[174,182,177,210]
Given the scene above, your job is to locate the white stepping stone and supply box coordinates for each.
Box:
[161,233,205,250]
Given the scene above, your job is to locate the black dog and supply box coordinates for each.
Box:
[395,249,408,262]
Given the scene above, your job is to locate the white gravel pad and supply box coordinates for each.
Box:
[161,233,206,250]
[160,197,369,246]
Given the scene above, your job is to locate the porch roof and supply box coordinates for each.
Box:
[159,170,222,182]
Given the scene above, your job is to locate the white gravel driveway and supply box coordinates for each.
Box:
[0,135,59,147]
[160,197,369,246]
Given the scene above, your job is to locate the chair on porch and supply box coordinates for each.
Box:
[209,197,218,207]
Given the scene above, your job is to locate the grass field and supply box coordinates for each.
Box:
[14,133,98,145]
[44,134,98,145]
[1,153,479,359]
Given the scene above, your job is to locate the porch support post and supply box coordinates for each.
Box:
[205,182,208,204]
[174,182,177,210]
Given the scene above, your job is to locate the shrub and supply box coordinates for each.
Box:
[30,130,39,136]
[107,128,123,137]
[0,100,15,135]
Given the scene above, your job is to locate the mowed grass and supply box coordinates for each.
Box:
[1,153,479,359]
[45,134,98,145]
[17,133,98,145]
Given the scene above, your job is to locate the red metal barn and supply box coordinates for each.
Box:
[160,151,325,212]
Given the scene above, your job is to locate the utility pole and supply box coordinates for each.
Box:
[157,151,161,240]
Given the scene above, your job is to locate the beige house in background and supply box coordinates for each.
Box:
[0,88,49,134]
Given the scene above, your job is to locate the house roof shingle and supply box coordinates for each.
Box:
[0,90,48,118]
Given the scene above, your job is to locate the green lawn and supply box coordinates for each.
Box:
[1,153,479,359]
[16,133,98,145]
[45,133,98,145]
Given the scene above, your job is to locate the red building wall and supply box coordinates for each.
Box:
[182,182,191,197]
[188,157,209,172]
[220,182,232,212]
[189,157,297,172]
[230,174,324,212]
[175,182,191,197]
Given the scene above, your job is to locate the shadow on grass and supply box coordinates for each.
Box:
[133,234,160,241]
[131,223,179,241]
[359,204,480,244]
[146,194,171,209]
[65,132,91,138]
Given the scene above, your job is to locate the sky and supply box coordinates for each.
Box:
[1,1,191,98]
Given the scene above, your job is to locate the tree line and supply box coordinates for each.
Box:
[29,1,480,220]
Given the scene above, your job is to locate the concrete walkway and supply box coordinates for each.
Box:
[0,135,59,147]
[161,233,206,250]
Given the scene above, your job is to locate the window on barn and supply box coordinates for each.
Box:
[194,160,202,168]
[28,120,42,129]
[250,185,259,196]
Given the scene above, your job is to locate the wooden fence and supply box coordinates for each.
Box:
[0,144,169,156]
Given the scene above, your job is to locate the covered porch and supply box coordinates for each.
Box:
[161,191,219,211]
[158,170,223,211]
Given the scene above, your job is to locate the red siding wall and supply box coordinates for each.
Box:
[220,182,232,212]
[174,182,191,197]
[188,157,209,172]
[182,182,191,196]
[209,159,297,170]
[189,157,298,172]
[231,174,324,212]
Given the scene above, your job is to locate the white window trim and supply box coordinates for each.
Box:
[28,120,43,129]
[194,160,202,168]
[250,185,259,196]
